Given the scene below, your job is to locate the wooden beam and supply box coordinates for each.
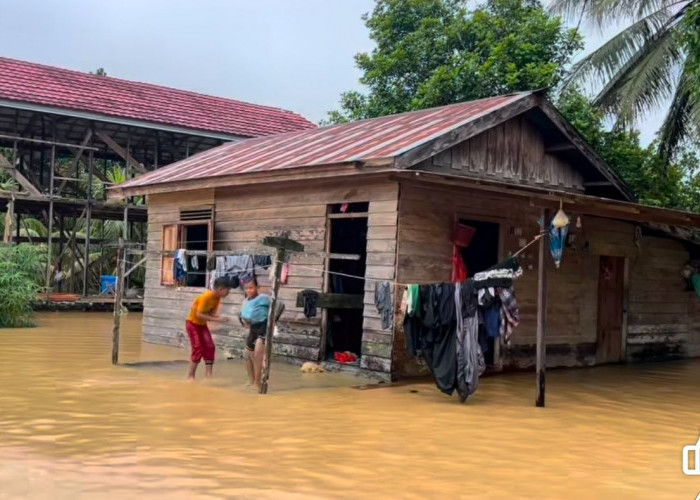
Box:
[0,134,99,151]
[262,235,305,253]
[58,129,93,193]
[545,143,576,153]
[535,208,550,408]
[3,194,14,243]
[112,239,126,365]
[583,181,614,187]
[260,236,305,394]
[0,154,43,196]
[296,292,363,310]
[95,131,148,174]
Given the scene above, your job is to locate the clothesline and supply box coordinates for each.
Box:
[119,229,545,288]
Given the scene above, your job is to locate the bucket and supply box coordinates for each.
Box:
[100,275,118,295]
[453,223,476,247]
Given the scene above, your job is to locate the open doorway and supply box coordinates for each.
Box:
[183,223,209,288]
[458,218,500,366]
[325,202,368,361]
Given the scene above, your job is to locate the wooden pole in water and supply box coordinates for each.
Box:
[536,208,550,407]
[259,235,304,394]
[112,238,126,365]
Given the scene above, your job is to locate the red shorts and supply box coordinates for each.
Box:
[185,321,215,364]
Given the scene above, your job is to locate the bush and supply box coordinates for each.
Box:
[0,244,45,327]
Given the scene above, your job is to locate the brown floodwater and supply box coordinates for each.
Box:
[0,312,699,499]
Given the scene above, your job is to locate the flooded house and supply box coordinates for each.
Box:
[111,91,700,382]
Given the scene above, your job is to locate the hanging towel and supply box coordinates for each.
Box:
[406,284,420,316]
[281,263,289,284]
[190,255,199,270]
[267,255,288,284]
[374,281,393,330]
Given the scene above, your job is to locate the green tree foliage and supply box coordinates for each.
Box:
[550,0,700,159]
[557,89,700,210]
[326,0,582,123]
[0,244,45,327]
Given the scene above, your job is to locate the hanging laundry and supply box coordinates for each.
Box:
[473,263,521,290]
[174,249,187,282]
[281,263,289,285]
[301,289,319,319]
[190,255,199,270]
[451,249,467,283]
[206,255,217,271]
[418,283,458,396]
[406,284,419,316]
[477,287,497,308]
[210,254,254,289]
[497,288,520,343]
[253,254,272,269]
[403,285,422,357]
[374,281,393,330]
[483,304,501,339]
[455,281,479,402]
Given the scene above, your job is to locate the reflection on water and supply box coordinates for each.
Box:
[0,312,698,499]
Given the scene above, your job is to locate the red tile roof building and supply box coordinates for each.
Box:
[0,56,315,138]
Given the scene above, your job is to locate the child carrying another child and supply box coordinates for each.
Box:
[185,277,232,379]
[241,280,271,387]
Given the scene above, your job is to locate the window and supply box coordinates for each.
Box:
[160,207,213,287]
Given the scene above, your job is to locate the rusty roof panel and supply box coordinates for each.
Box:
[120,93,531,189]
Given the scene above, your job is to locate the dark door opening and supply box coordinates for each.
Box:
[597,256,625,363]
[184,224,209,288]
[458,219,500,277]
[458,218,500,366]
[326,209,368,360]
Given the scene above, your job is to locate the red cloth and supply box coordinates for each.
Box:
[185,320,216,363]
[334,351,357,363]
[451,249,468,283]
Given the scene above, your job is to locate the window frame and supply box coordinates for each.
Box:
[160,218,213,288]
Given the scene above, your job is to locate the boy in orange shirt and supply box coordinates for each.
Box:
[186,277,232,379]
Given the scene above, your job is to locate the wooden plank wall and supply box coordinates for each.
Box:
[141,180,399,377]
[416,115,585,192]
[393,182,700,377]
[627,234,694,361]
[142,189,215,350]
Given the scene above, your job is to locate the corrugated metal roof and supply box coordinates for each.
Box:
[0,56,316,137]
[120,93,530,189]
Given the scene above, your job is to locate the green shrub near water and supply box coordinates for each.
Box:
[0,244,45,327]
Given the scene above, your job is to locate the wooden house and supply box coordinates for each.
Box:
[111,91,700,382]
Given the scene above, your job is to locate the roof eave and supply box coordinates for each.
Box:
[0,98,247,141]
[108,163,400,200]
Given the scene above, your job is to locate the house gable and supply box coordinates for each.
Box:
[413,114,585,193]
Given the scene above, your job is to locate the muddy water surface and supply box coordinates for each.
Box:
[0,312,699,499]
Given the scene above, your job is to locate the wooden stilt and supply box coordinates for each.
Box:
[259,235,304,394]
[45,145,56,300]
[3,194,14,243]
[82,150,93,296]
[536,208,550,407]
[112,238,126,365]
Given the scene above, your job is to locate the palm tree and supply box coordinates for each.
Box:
[551,0,700,159]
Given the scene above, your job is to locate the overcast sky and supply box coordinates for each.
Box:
[0,0,660,141]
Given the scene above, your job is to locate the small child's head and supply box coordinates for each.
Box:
[212,277,232,298]
[244,280,259,299]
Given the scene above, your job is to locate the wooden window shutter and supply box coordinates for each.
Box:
[161,224,180,285]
